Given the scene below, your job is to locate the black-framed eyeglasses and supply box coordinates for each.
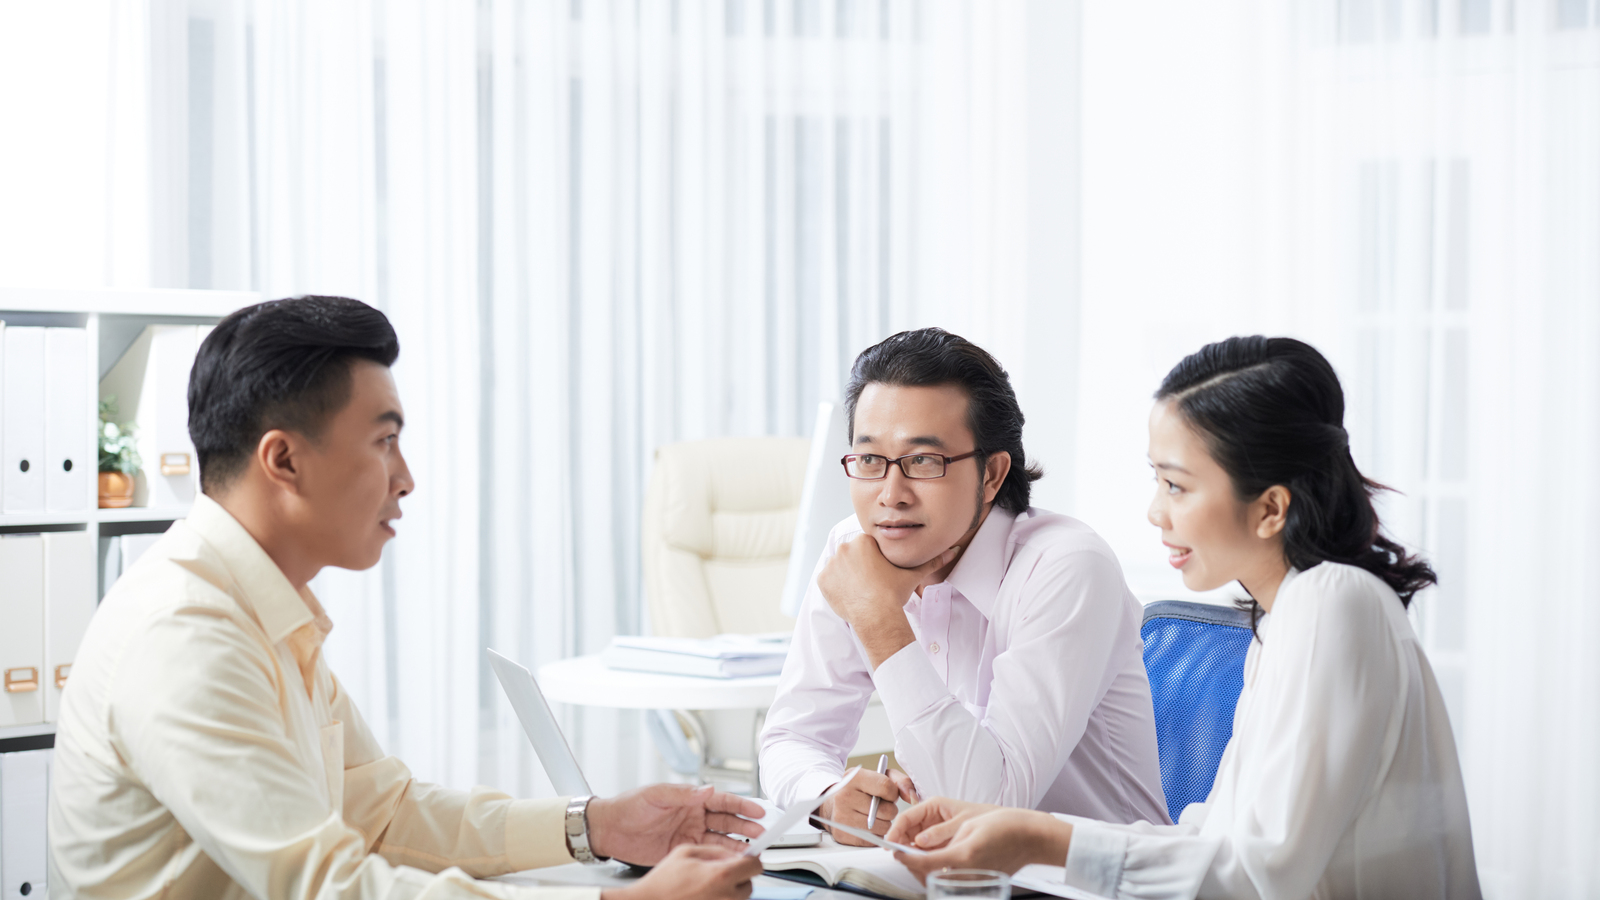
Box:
[840,450,981,480]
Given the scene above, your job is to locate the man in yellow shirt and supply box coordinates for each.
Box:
[48,296,764,900]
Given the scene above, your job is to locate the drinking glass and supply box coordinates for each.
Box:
[926,869,1011,900]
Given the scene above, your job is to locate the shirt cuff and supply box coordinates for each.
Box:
[871,641,952,734]
[506,796,577,871]
[1061,818,1129,898]
[791,767,850,806]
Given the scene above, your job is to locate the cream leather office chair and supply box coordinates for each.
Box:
[640,436,808,790]
[641,437,809,639]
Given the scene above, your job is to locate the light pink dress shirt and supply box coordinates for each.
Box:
[760,507,1170,825]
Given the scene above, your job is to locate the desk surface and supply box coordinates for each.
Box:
[497,860,859,899]
[537,655,781,709]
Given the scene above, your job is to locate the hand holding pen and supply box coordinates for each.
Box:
[814,754,920,847]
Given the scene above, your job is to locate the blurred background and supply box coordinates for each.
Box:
[2,1,1596,895]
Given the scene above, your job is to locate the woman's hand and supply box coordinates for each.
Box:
[601,845,762,900]
[886,799,1073,884]
[587,784,765,865]
[883,796,1003,848]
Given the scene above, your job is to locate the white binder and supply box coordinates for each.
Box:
[2,327,46,514]
[44,327,90,511]
[98,325,201,508]
[43,532,95,723]
[0,536,44,728]
[0,748,51,900]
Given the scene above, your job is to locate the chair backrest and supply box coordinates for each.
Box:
[1140,599,1254,823]
[641,436,811,638]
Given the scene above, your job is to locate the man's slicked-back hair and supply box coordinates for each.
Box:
[844,328,1043,514]
[189,295,400,492]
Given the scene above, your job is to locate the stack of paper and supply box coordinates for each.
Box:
[601,633,790,678]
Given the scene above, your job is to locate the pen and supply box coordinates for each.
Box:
[866,753,889,830]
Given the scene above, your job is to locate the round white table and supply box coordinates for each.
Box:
[537,655,782,710]
[538,654,782,792]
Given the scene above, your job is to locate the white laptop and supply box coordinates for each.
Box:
[485,648,822,848]
[487,648,592,795]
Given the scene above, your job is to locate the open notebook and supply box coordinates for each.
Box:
[760,844,924,900]
[759,840,1112,900]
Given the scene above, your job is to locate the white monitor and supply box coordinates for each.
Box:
[487,648,592,796]
[781,401,854,617]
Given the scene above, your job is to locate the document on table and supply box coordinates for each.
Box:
[745,766,862,856]
[809,817,926,856]
[791,821,1112,900]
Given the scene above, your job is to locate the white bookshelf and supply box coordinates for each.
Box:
[0,287,257,750]
[0,722,57,742]
[0,287,254,318]
[93,505,196,524]
[0,508,201,529]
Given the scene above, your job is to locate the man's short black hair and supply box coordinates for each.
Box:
[844,327,1043,515]
[189,295,400,492]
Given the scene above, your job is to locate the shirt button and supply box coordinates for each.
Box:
[929,642,941,654]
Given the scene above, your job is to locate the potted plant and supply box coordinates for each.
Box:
[98,397,141,508]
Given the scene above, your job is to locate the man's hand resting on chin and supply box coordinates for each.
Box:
[817,534,959,668]
[587,783,766,866]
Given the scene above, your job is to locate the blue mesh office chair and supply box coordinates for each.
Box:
[1141,600,1254,823]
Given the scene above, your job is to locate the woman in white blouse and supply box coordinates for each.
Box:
[885,336,1481,900]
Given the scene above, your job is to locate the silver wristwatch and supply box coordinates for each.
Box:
[564,795,607,865]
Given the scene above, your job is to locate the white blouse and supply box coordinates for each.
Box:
[1055,563,1481,900]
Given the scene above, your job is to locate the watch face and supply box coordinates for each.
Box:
[565,797,599,862]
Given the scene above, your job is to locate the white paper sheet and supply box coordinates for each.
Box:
[745,766,862,856]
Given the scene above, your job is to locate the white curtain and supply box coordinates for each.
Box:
[0,2,152,287]
[15,0,1599,891]
[1078,2,1599,895]
[170,0,1074,798]
[0,0,1075,797]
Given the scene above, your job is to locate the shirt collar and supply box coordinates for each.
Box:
[183,493,332,651]
[942,505,1021,620]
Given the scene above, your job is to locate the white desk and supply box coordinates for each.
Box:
[497,860,857,899]
[536,655,894,796]
[537,656,781,710]
[496,858,1109,900]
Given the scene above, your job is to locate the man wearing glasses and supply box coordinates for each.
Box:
[759,329,1169,844]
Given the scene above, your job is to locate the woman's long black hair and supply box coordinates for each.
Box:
[1156,336,1436,622]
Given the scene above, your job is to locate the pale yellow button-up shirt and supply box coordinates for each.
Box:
[48,494,600,900]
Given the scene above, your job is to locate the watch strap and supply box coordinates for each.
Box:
[564,795,607,865]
